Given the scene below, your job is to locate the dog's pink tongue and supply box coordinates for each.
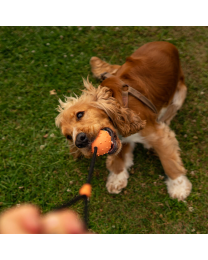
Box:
[91,130,111,156]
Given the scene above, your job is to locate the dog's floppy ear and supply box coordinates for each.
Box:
[108,102,146,137]
[92,86,146,137]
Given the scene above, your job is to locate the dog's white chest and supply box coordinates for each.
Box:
[121,133,151,149]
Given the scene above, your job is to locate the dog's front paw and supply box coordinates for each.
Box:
[165,175,192,201]
[106,170,129,194]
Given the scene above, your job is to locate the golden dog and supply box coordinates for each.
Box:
[55,41,192,200]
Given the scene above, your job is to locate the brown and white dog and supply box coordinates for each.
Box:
[55,41,192,201]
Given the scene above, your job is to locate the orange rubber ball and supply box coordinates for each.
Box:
[91,130,112,156]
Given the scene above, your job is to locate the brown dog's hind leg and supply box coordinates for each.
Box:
[90,57,121,80]
[159,72,187,125]
[145,123,192,200]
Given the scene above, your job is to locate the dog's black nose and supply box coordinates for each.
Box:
[75,133,88,148]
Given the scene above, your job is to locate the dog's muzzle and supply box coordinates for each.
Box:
[75,132,89,148]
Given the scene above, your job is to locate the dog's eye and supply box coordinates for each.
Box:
[66,135,72,140]
[76,111,84,120]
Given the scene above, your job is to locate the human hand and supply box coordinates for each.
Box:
[0,204,87,234]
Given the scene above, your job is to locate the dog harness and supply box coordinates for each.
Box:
[101,72,158,114]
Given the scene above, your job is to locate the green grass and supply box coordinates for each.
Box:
[0,26,208,234]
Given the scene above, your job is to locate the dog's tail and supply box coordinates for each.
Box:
[90,57,121,80]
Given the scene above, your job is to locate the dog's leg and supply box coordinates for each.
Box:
[145,123,192,200]
[159,78,187,125]
[106,143,134,194]
[90,57,121,80]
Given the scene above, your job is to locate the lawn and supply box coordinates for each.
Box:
[0,26,208,234]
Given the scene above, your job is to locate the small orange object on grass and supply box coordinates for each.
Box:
[79,183,92,198]
[91,130,112,156]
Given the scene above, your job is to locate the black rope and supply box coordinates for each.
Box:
[87,147,97,184]
[54,195,86,211]
[53,146,98,229]
[83,196,88,228]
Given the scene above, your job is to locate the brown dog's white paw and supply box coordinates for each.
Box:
[106,170,129,194]
[165,175,192,201]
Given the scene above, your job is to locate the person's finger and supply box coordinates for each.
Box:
[0,204,41,234]
[40,210,86,234]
